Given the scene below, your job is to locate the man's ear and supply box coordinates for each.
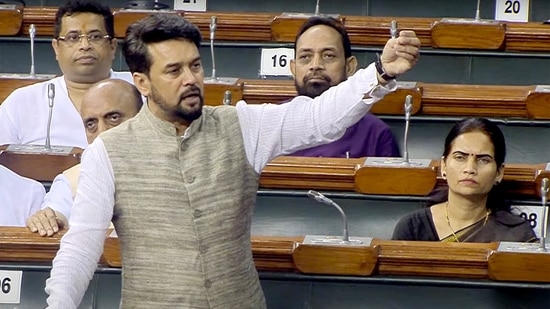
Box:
[345,56,358,77]
[109,38,118,59]
[290,59,296,78]
[51,39,59,60]
[133,72,150,97]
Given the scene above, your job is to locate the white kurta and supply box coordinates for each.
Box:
[0,71,133,149]
[0,164,46,226]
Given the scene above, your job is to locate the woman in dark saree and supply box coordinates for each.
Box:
[392,118,536,243]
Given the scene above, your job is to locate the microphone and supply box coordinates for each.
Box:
[307,190,350,242]
[474,0,481,21]
[29,24,36,78]
[403,95,413,164]
[208,16,217,81]
[45,83,55,151]
[314,0,320,16]
[223,90,232,105]
[540,178,549,251]
[390,20,398,39]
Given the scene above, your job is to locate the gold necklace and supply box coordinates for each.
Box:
[445,202,490,243]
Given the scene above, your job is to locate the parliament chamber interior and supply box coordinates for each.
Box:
[0,0,549,308]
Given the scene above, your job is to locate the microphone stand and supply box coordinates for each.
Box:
[540,178,549,251]
[402,94,413,165]
[45,83,54,151]
[205,16,218,83]
[305,190,372,246]
[29,24,36,78]
[314,0,320,16]
[203,15,238,86]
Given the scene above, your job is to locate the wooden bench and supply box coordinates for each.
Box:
[3,76,550,120]
[1,227,548,283]
[0,7,548,51]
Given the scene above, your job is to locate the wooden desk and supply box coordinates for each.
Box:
[4,7,549,52]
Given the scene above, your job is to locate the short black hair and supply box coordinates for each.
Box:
[123,14,202,76]
[54,0,114,38]
[294,16,352,59]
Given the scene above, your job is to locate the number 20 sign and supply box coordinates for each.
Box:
[495,0,529,22]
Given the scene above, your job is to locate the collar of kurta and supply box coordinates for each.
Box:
[142,103,203,139]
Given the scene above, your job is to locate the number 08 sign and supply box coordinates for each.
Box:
[495,0,529,22]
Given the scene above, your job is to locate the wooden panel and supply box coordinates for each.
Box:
[184,11,275,42]
[526,90,550,120]
[204,80,243,106]
[431,20,506,50]
[354,163,438,196]
[0,6,23,36]
[22,7,57,37]
[1,229,549,283]
[420,84,532,118]
[0,145,82,182]
[260,156,361,191]
[113,10,181,38]
[293,243,378,276]
[10,7,550,52]
[0,77,44,103]
[505,22,550,52]
[342,16,433,47]
[374,239,495,278]
[488,251,550,282]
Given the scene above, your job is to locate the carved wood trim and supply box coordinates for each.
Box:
[0,7,23,36]
[3,8,548,52]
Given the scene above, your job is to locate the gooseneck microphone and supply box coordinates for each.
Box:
[209,16,217,81]
[314,0,320,16]
[403,95,413,164]
[540,178,549,251]
[45,83,55,150]
[307,190,349,242]
[29,24,36,77]
[475,0,481,21]
[223,90,232,105]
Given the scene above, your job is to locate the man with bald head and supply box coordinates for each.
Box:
[27,79,142,236]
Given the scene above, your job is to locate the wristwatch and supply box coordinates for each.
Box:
[375,53,397,81]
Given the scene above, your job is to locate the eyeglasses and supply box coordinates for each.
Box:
[57,32,111,46]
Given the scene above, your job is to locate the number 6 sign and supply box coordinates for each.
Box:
[495,0,529,22]
[0,270,22,304]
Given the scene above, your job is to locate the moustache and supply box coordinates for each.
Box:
[303,73,331,84]
[180,85,202,100]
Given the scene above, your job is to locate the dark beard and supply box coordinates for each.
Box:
[150,84,204,123]
[295,79,332,98]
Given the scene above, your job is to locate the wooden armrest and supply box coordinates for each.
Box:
[342,16,433,47]
[0,5,23,36]
[0,76,46,104]
[0,145,82,182]
[22,7,57,37]
[505,22,550,52]
[260,156,362,191]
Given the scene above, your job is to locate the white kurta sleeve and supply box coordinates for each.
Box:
[45,138,115,308]
[41,174,74,221]
[237,63,396,172]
